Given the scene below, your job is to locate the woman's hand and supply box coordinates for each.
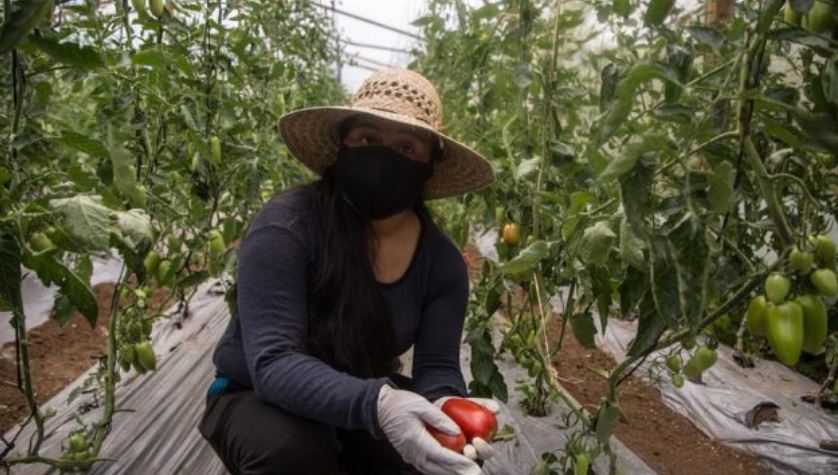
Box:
[377,385,482,475]
[433,396,501,462]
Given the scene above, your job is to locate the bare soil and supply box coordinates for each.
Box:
[461,241,767,475]
[0,282,169,436]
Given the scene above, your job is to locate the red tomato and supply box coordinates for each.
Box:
[425,423,466,453]
[441,398,498,442]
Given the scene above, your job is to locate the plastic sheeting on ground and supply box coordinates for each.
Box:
[1,255,125,346]
[3,276,654,474]
[588,317,838,475]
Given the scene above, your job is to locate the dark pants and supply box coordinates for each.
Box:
[198,374,421,475]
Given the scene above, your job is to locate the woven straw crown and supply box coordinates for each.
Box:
[277,68,495,200]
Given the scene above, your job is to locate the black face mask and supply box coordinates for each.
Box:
[334,144,433,220]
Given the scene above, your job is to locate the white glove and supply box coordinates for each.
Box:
[433,396,500,462]
[377,384,482,475]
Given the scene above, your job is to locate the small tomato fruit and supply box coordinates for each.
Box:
[765,273,791,304]
[502,223,520,246]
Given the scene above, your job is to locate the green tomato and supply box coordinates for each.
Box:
[811,234,836,269]
[746,295,769,337]
[665,355,680,373]
[681,336,697,351]
[683,346,718,379]
[494,206,505,227]
[766,302,804,366]
[69,433,87,452]
[810,269,838,297]
[149,0,164,17]
[765,273,791,304]
[208,229,226,254]
[73,449,91,462]
[135,341,157,372]
[789,247,814,274]
[672,373,685,388]
[795,295,828,355]
[143,250,160,275]
[119,344,134,372]
[210,135,222,166]
[157,259,174,286]
[573,452,590,475]
[131,0,146,14]
[802,0,837,33]
[28,232,54,253]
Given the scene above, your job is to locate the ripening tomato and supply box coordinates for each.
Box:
[425,423,466,453]
[766,301,804,366]
[440,398,498,442]
[502,223,520,246]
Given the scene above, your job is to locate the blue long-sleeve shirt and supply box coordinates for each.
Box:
[210,183,469,440]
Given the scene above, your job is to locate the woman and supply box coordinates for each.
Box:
[198,68,499,475]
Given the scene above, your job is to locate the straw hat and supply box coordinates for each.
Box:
[277,68,495,200]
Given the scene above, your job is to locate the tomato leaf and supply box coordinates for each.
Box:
[57,130,110,160]
[580,221,616,265]
[21,252,98,328]
[649,237,680,328]
[600,134,668,181]
[49,195,111,251]
[27,36,103,69]
[620,218,646,270]
[571,310,597,349]
[643,0,675,27]
[619,266,647,318]
[497,240,549,274]
[757,0,786,34]
[627,293,667,356]
[0,0,53,56]
[668,213,710,327]
[113,209,153,253]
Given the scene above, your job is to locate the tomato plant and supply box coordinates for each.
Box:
[0,0,343,470]
[415,0,838,471]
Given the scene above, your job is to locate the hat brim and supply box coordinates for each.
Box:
[277,106,495,200]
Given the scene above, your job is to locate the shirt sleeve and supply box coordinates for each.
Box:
[411,245,470,401]
[236,224,391,439]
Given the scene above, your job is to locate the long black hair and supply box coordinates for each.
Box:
[303,138,442,378]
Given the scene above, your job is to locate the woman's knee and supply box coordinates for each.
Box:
[203,391,342,474]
